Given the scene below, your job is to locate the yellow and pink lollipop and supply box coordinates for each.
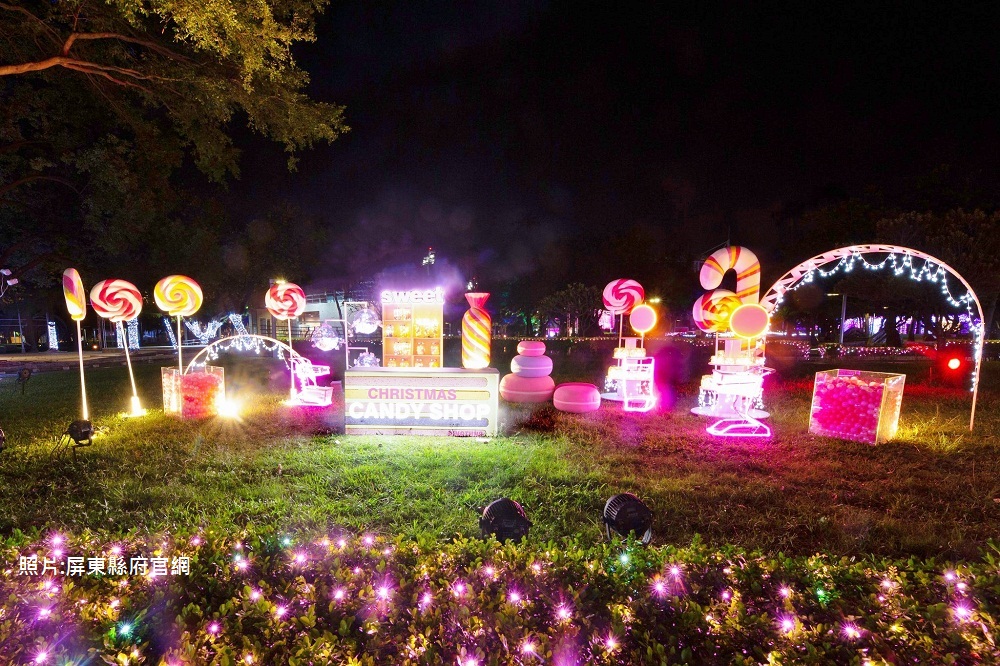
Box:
[155,275,203,371]
[63,268,89,420]
[265,282,306,401]
[91,279,145,415]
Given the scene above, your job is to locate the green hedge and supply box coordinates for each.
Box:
[2,529,998,665]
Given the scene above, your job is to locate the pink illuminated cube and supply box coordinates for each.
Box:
[809,369,905,444]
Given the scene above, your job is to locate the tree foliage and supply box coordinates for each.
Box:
[0,0,346,298]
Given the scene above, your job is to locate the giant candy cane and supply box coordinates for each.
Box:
[692,247,763,333]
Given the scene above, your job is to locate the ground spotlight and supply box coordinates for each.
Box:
[603,493,653,544]
[479,498,532,543]
[63,419,94,449]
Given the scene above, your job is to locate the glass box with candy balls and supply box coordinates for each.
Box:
[809,369,905,445]
[162,366,225,418]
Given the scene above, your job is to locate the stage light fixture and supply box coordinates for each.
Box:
[65,419,94,447]
[603,493,653,544]
[479,498,532,543]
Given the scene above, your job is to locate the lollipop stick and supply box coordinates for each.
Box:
[76,320,89,420]
[120,322,139,400]
[177,315,183,373]
[289,318,296,401]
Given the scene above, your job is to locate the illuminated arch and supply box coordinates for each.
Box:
[184,334,302,373]
[761,244,984,431]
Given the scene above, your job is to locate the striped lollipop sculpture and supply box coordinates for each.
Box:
[265,282,306,402]
[63,268,89,420]
[91,279,145,415]
[155,275,203,372]
[462,292,491,369]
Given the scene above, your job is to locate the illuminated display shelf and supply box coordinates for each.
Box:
[382,302,443,368]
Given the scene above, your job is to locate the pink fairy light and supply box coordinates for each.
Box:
[249,590,261,601]
[37,608,51,619]
[508,591,522,604]
[207,622,220,635]
[111,545,123,556]
[275,606,288,618]
[293,552,306,564]
[669,565,681,577]
[721,590,731,601]
[483,565,496,578]
[235,559,249,571]
[652,579,666,596]
[779,616,795,633]
[881,579,894,589]
[363,535,375,546]
[521,641,536,655]
[944,570,957,582]
[453,581,466,597]
[779,586,792,599]
[957,582,968,592]
[953,603,973,621]
[52,549,63,559]
[605,635,619,650]
[420,592,433,608]
[320,538,331,547]
[34,651,48,664]
[555,605,571,621]
[337,539,347,549]
[190,536,202,546]
[377,585,391,600]
[51,535,64,546]
[531,563,542,574]
[841,623,861,640]
[333,589,346,601]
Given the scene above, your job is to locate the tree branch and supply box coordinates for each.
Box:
[0,174,80,199]
[0,2,61,47]
[62,32,190,62]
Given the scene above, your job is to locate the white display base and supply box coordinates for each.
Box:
[600,392,623,402]
[691,405,770,419]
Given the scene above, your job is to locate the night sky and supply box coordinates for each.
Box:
[230,1,1000,288]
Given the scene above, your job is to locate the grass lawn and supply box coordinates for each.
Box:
[1,356,997,559]
[2,356,1000,664]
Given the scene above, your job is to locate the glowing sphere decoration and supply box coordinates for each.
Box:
[266,282,306,320]
[728,303,770,339]
[154,275,203,317]
[462,292,491,369]
[90,279,142,322]
[62,268,87,321]
[603,279,645,315]
[629,304,657,335]
[947,357,962,371]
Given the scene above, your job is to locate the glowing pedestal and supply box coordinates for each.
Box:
[603,338,655,410]
[809,370,905,444]
[692,336,770,419]
[162,366,225,418]
[287,358,332,407]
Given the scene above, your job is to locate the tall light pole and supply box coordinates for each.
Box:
[828,293,847,344]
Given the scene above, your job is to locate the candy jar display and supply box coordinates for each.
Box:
[809,369,906,444]
[162,366,225,418]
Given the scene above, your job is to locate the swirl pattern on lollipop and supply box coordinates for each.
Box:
[692,290,742,333]
[90,279,143,322]
[154,275,203,317]
[63,268,87,321]
[603,279,645,315]
[266,282,306,320]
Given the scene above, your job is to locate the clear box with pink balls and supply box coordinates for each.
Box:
[162,366,225,418]
[809,369,905,444]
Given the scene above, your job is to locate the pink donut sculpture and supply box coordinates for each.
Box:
[511,354,553,378]
[516,340,547,357]
[553,383,602,413]
[500,374,555,403]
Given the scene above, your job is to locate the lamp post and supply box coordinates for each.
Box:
[828,293,847,344]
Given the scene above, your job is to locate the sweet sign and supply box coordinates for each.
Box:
[345,368,499,436]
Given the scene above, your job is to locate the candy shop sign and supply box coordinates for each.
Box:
[380,287,445,305]
[345,368,499,437]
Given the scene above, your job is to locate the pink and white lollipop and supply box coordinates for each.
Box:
[266,282,306,320]
[603,279,645,315]
[90,279,142,322]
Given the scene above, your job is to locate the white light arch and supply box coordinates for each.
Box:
[761,244,984,431]
[184,334,301,373]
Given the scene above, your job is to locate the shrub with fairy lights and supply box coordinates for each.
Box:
[2,530,999,664]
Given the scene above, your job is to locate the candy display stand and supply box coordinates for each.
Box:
[809,369,905,444]
[162,366,225,418]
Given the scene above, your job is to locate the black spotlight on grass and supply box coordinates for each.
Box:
[58,419,94,456]
[603,493,653,545]
[479,498,532,543]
